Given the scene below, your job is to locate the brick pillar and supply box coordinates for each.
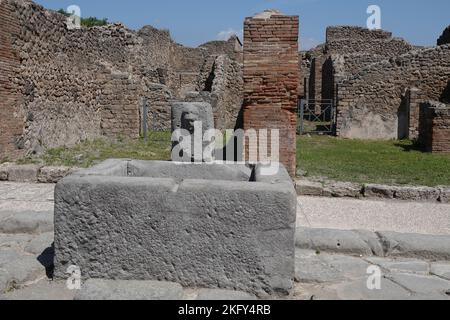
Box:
[0,0,24,160]
[243,10,299,177]
[419,102,450,154]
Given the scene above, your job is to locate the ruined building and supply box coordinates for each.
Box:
[301,25,450,141]
[0,0,243,159]
[1,0,449,161]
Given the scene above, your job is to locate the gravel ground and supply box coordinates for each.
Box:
[297,196,450,235]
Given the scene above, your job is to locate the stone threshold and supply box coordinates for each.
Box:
[296,227,450,261]
[296,178,450,203]
[0,163,76,184]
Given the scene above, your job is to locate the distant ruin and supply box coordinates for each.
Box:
[301,26,450,140]
[0,0,243,159]
[1,0,450,160]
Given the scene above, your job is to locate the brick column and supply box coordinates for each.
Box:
[0,0,24,160]
[419,102,450,154]
[243,10,299,177]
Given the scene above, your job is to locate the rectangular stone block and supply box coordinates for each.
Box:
[54,159,297,296]
[5,164,41,182]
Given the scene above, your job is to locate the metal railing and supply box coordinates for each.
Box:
[298,99,336,135]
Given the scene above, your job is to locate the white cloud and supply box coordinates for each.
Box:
[217,28,243,41]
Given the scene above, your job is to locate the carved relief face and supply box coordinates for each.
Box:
[181,108,200,134]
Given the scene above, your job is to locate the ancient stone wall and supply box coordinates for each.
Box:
[243,11,299,176]
[0,0,243,158]
[337,45,450,139]
[419,101,450,153]
[303,26,413,105]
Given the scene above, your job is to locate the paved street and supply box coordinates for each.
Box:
[1,182,450,300]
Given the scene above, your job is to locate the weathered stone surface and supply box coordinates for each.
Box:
[365,257,429,275]
[332,278,412,300]
[37,166,75,184]
[54,160,297,295]
[323,181,362,198]
[74,280,184,300]
[24,232,54,255]
[2,280,75,300]
[377,231,450,260]
[295,250,346,284]
[0,249,46,293]
[364,184,397,199]
[386,274,450,295]
[0,163,9,181]
[295,227,384,256]
[0,211,53,234]
[430,263,450,280]
[195,289,257,301]
[295,180,324,197]
[394,186,441,202]
[295,250,371,284]
[5,165,41,183]
[0,234,33,250]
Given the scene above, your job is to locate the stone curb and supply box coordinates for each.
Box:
[296,227,450,261]
[295,179,450,203]
[0,164,76,184]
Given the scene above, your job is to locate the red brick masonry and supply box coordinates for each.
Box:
[0,0,24,159]
[419,101,450,154]
[243,12,299,177]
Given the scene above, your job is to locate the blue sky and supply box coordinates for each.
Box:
[35,0,449,49]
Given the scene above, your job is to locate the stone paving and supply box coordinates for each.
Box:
[1,182,450,300]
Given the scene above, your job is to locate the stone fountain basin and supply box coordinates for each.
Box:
[54,159,296,295]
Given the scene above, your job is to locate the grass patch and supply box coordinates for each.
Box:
[17,132,172,168]
[14,133,450,187]
[297,135,450,187]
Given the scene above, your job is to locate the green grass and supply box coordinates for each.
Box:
[297,135,450,187]
[14,132,450,187]
[17,132,172,168]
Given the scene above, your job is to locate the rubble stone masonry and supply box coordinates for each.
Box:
[337,44,450,139]
[0,0,243,158]
[243,11,299,177]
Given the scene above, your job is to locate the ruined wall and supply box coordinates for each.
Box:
[0,0,243,158]
[197,55,243,130]
[243,11,299,176]
[419,101,450,153]
[303,26,414,106]
[336,45,450,139]
[0,0,24,159]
